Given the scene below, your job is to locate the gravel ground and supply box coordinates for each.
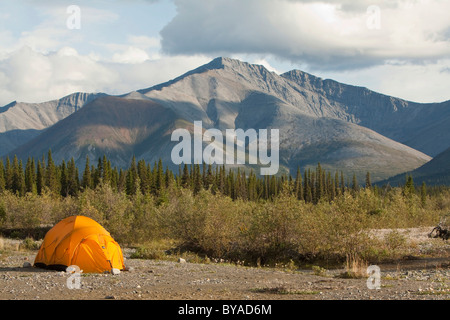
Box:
[0,229,449,301]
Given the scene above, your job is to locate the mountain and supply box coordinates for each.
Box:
[11,96,178,168]
[0,92,105,156]
[4,57,440,183]
[137,57,450,157]
[378,147,450,186]
[281,70,450,157]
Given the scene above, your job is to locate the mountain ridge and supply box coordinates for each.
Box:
[2,57,448,183]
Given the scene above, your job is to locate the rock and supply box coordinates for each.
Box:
[178,258,186,264]
[105,296,116,300]
[111,268,121,275]
[22,262,32,268]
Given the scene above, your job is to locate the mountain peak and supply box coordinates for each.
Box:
[207,57,248,68]
[139,57,268,94]
[0,101,17,114]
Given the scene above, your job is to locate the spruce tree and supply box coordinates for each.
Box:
[5,157,12,191]
[420,181,427,207]
[404,175,415,197]
[294,166,303,201]
[304,169,312,203]
[365,172,372,189]
[24,157,36,194]
[0,160,5,193]
[335,171,340,196]
[218,165,225,195]
[352,173,359,194]
[193,163,202,195]
[156,158,164,193]
[36,161,44,195]
[66,158,79,196]
[11,156,25,196]
[102,155,111,185]
[181,164,190,189]
[82,156,92,189]
[137,160,149,194]
[126,156,138,195]
[117,169,126,193]
[60,159,68,196]
[46,150,59,194]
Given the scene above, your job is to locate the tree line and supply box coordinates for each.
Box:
[0,150,428,204]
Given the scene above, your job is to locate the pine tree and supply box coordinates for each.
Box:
[239,170,248,200]
[303,169,312,203]
[181,164,190,189]
[102,155,111,185]
[45,150,59,194]
[404,175,415,197]
[352,173,359,194]
[205,164,214,190]
[335,171,340,196]
[218,165,225,195]
[247,170,257,201]
[82,156,92,189]
[155,158,164,194]
[117,169,126,193]
[165,167,175,189]
[269,175,277,200]
[4,157,12,191]
[340,171,345,195]
[111,167,118,191]
[329,173,336,201]
[365,172,372,189]
[420,181,427,207]
[294,166,303,201]
[0,160,5,193]
[24,157,36,194]
[315,163,323,203]
[36,161,44,195]
[66,158,79,196]
[11,156,25,196]
[126,156,138,195]
[137,160,149,194]
[60,160,68,196]
[193,163,202,195]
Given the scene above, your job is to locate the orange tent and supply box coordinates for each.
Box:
[34,216,125,273]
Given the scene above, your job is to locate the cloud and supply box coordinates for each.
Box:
[112,47,151,64]
[0,46,211,106]
[160,0,450,71]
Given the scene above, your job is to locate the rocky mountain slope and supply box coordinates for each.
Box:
[0,92,104,156]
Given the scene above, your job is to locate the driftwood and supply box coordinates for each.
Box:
[428,215,449,241]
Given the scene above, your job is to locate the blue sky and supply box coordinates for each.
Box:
[0,0,449,106]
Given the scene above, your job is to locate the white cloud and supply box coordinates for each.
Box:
[160,0,450,71]
[112,47,151,64]
[0,0,448,106]
[0,46,211,106]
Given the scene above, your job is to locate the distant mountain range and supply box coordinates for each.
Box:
[1,57,449,184]
[379,146,450,186]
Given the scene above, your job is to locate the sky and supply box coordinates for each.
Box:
[0,0,449,106]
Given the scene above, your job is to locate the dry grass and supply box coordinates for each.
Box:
[338,254,369,279]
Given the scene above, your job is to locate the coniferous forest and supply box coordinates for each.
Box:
[0,150,432,202]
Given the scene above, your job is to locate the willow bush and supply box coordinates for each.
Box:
[0,182,446,265]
